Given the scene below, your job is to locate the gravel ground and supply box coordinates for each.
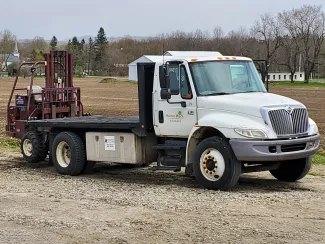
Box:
[0,149,325,244]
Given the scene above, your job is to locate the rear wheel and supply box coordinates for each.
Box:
[269,157,312,182]
[192,136,241,190]
[52,131,86,176]
[21,131,48,163]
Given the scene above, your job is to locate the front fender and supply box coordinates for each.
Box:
[185,112,269,167]
[198,112,266,139]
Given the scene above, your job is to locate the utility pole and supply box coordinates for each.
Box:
[298,53,302,73]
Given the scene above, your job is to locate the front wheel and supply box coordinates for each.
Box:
[52,131,86,176]
[269,157,312,182]
[21,131,48,163]
[192,136,241,190]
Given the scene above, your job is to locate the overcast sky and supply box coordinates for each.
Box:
[1,0,324,40]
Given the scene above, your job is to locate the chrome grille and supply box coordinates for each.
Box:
[268,108,308,136]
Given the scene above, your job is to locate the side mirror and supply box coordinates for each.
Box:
[160,88,171,100]
[159,65,167,88]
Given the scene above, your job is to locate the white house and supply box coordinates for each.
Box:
[0,42,20,71]
[267,71,309,82]
[128,51,222,81]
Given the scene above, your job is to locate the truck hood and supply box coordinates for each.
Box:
[197,92,303,118]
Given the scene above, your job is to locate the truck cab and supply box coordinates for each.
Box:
[146,55,320,189]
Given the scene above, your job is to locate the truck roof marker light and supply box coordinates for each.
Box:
[191,58,198,62]
[232,57,236,60]
[195,121,198,126]
[225,57,230,60]
[218,57,223,60]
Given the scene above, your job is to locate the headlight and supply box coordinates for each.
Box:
[308,118,319,135]
[234,128,267,138]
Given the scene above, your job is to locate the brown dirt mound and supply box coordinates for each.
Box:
[99,78,118,83]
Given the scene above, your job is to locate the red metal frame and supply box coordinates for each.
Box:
[6,51,84,138]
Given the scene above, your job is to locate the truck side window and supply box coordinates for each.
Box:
[167,65,180,95]
[180,65,192,99]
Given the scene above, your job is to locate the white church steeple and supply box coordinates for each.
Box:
[13,41,19,58]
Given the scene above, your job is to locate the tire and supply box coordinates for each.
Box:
[269,157,312,182]
[192,136,241,190]
[52,131,86,176]
[21,131,48,163]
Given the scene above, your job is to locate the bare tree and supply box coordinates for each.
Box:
[213,26,224,40]
[0,29,16,71]
[224,27,254,56]
[278,5,325,82]
[274,36,300,82]
[251,13,282,64]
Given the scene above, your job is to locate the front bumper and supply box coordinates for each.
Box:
[229,134,320,161]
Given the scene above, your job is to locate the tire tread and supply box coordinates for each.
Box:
[192,136,241,190]
[52,131,86,176]
[21,131,48,163]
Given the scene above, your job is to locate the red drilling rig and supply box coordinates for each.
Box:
[6,51,84,139]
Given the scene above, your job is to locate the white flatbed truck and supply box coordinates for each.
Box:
[20,53,320,190]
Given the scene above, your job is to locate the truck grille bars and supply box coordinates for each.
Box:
[268,108,309,136]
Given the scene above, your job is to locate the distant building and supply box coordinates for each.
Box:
[128,55,164,81]
[0,41,21,71]
[128,51,222,81]
[267,71,310,82]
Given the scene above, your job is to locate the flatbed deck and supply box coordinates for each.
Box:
[25,115,140,130]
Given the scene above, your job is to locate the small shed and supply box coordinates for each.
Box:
[128,55,163,81]
[128,51,223,81]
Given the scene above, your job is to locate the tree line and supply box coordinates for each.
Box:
[1,4,325,82]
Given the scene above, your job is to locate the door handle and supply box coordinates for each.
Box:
[159,111,164,123]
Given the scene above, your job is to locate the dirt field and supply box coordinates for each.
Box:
[0,77,325,243]
[0,150,325,244]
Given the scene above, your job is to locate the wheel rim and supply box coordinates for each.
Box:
[199,148,225,181]
[56,141,71,168]
[23,139,33,156]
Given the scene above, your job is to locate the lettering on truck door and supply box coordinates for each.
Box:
[157,63,197,137]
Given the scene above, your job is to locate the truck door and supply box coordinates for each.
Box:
[155,63,197,137]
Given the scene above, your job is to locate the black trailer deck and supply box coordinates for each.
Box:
[25,115,140,130]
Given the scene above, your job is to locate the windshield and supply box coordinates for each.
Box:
[189,60,267,96]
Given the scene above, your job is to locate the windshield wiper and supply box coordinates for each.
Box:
[236,90,261,94]
[204,92,230,96]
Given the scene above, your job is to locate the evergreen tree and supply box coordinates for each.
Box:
[71,36,80,47]
[95,27,108,45]
[80,38,85,47]
[87,37,95,75]
[66,37,84,71]
[50,36,58,50]
[94,27,108,74]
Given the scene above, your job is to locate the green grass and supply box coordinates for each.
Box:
[312,150,325,165]
[272,79,325,88]
[0,137,20,151]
